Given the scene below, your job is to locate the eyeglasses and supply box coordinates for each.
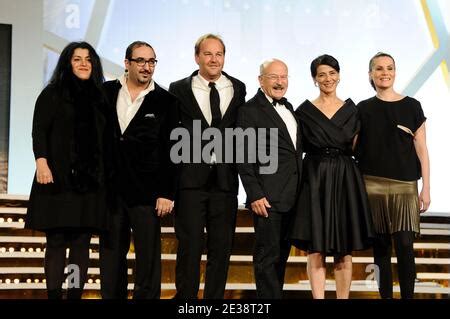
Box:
[129,57,158,67]
[262,74,289,81]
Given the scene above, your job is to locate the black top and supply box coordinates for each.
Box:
[355,96,426,181]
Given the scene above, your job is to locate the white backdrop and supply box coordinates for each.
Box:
[3,0,449,213]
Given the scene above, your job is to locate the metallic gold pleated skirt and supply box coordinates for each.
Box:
[363,175,420,235]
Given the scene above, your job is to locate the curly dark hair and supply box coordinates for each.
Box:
[49,41,104,89]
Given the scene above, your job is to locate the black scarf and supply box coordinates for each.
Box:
[66,75,103,193]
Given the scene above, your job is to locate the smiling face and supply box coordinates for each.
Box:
[314,64,340,94]
[71,48,92,80]
[370,56,396,90]
[259,60,288,100]
[195,38,225,81]
[125,45,156,86]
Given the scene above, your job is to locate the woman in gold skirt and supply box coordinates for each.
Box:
[355,52,431,299]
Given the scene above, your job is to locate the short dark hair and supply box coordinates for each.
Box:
[368,52,396,90]
[125,41,154,60]
[49,41,104,88]
[194,34,226,55]
[310,54,340,78]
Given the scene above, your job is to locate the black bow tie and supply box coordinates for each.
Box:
[272,97,287,106]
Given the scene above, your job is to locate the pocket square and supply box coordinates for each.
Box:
[145,113,156,118]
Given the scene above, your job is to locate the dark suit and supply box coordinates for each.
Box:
[169,71,246,298]
[99,79,178,299]
[237,89,302,299]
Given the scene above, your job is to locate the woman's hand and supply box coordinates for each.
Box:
[419,187,430,213]
[35,158,54,184]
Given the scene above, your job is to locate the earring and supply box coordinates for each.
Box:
[314,82,318,87]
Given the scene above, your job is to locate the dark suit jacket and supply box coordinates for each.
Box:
[237,89,302,212]
[168,71,246,194]
[103,79,178,206]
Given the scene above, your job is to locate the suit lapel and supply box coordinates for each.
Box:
[178,72,209,127]
[219,72,240,125]
[122,87,157,135]
[286,104,302,154]
[105,80,123,137]
[295,114,302,154]
[257,90,296,151]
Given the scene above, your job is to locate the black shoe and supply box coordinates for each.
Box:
[67,288,83,299]
[47,289,63,299]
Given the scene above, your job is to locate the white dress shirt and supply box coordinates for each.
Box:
[192,73,234,125]
[264,93,298,149]
[116,74,155,134]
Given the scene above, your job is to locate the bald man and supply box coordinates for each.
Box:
[237,59,302,299]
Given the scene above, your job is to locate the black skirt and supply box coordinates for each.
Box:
[25,179,109,233]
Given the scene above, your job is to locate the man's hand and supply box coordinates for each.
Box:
[155,198,174,217]
[250,197,271,218]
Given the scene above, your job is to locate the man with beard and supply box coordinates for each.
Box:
[100,41,178,299]
[169,34,246,298]
[237,59,302,298]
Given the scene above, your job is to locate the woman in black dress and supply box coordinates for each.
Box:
[290,55,374,299]
[26,42,109,299]
[355,52,430,299]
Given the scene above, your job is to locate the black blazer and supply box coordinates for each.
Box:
[103,79,178,206]
[237,89,302,212]
[168,71,246,194]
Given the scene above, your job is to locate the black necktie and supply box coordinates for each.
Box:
[272,97,287,106]
[209,82,221,127]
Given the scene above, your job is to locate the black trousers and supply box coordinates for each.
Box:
[253,209,292,299]
[45,229,92,299]
[174,186,237,299]
[99,197,161,299]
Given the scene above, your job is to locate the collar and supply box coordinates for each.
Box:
[118,73,155,95]
[193,73,231,90]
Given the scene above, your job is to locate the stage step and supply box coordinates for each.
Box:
[0,197,449,299]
